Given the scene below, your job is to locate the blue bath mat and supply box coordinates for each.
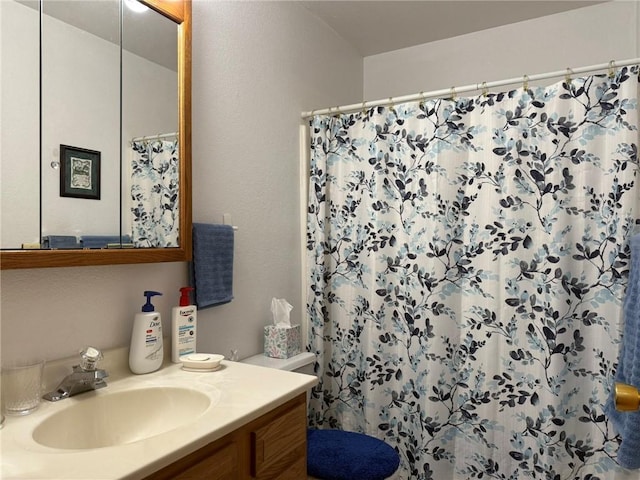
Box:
[307,429,400,480]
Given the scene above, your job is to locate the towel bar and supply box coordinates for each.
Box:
[615,383,640,412]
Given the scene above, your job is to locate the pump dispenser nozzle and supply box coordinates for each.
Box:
[142,291,162,312]
[179,287,195,307]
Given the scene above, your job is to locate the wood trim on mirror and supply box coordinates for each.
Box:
[142,0,184,23]
[1,0,192,270]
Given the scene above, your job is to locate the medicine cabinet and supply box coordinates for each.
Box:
[0,0,192,269]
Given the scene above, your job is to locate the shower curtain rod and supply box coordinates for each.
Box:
[301,57,640,119]
[131,131,178,142]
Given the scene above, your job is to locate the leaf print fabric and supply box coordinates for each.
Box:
[130,139,179,247]
[306,66,639,479]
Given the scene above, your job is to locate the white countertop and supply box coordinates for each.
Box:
[0,360,317,480]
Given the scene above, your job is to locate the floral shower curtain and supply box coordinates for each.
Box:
[130,138,179,247]
[306,66,639,479]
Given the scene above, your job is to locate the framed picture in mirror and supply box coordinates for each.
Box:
[60,144,101,200]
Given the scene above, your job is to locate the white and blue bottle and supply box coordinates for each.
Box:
[129,291,164,374]
[171,287,197,363]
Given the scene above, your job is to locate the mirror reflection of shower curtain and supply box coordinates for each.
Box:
[129,137,179,247]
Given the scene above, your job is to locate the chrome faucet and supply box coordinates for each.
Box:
[43,347,108,402]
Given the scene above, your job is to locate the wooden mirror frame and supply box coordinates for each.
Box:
[1,0,192,270]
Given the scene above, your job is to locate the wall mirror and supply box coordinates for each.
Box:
[0,0,191,269]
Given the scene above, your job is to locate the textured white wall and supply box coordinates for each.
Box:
[0,1,362,364]
[364,2,639,100]
[190,1,362,359]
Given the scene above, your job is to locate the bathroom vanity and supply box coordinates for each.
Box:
[145,393,307,480]
[0,360,316,479]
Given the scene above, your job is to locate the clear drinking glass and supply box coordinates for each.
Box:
[2,360,45,416]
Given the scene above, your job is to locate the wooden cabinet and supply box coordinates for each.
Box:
[144,393,307,480]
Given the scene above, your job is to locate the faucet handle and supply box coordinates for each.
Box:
[79,346,103,371]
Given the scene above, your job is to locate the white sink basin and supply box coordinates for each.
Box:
[32,387,211,450]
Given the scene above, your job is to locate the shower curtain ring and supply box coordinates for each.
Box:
[481,82,488,97]
[361,101,367,115]
[608,60,616,78]
[522,74,530,91]
[449,87,457,100]
[419,91,426,109]
[388,97,396,114]
[565,68,573,84]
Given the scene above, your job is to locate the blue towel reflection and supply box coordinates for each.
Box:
[81,235,132,249]
[43,235,80,249]
[607,233,640,469]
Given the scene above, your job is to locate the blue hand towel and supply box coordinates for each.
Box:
[189,223,234,309]
[607,233,640,469]
[43,235,80,249]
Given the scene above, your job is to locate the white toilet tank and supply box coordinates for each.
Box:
[241,351,315,375]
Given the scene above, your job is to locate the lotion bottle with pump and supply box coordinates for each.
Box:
[171,287,197,363]
[129,291,164,374]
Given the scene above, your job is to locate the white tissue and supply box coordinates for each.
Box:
[271,298,293,327]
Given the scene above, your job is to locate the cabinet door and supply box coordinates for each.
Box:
[272,456,307,480]
[145,441,238,480]
[173,442,237,480]
[144,393,308,480]
[251,401,307,478]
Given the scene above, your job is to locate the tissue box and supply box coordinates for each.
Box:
[264,325,301,359]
